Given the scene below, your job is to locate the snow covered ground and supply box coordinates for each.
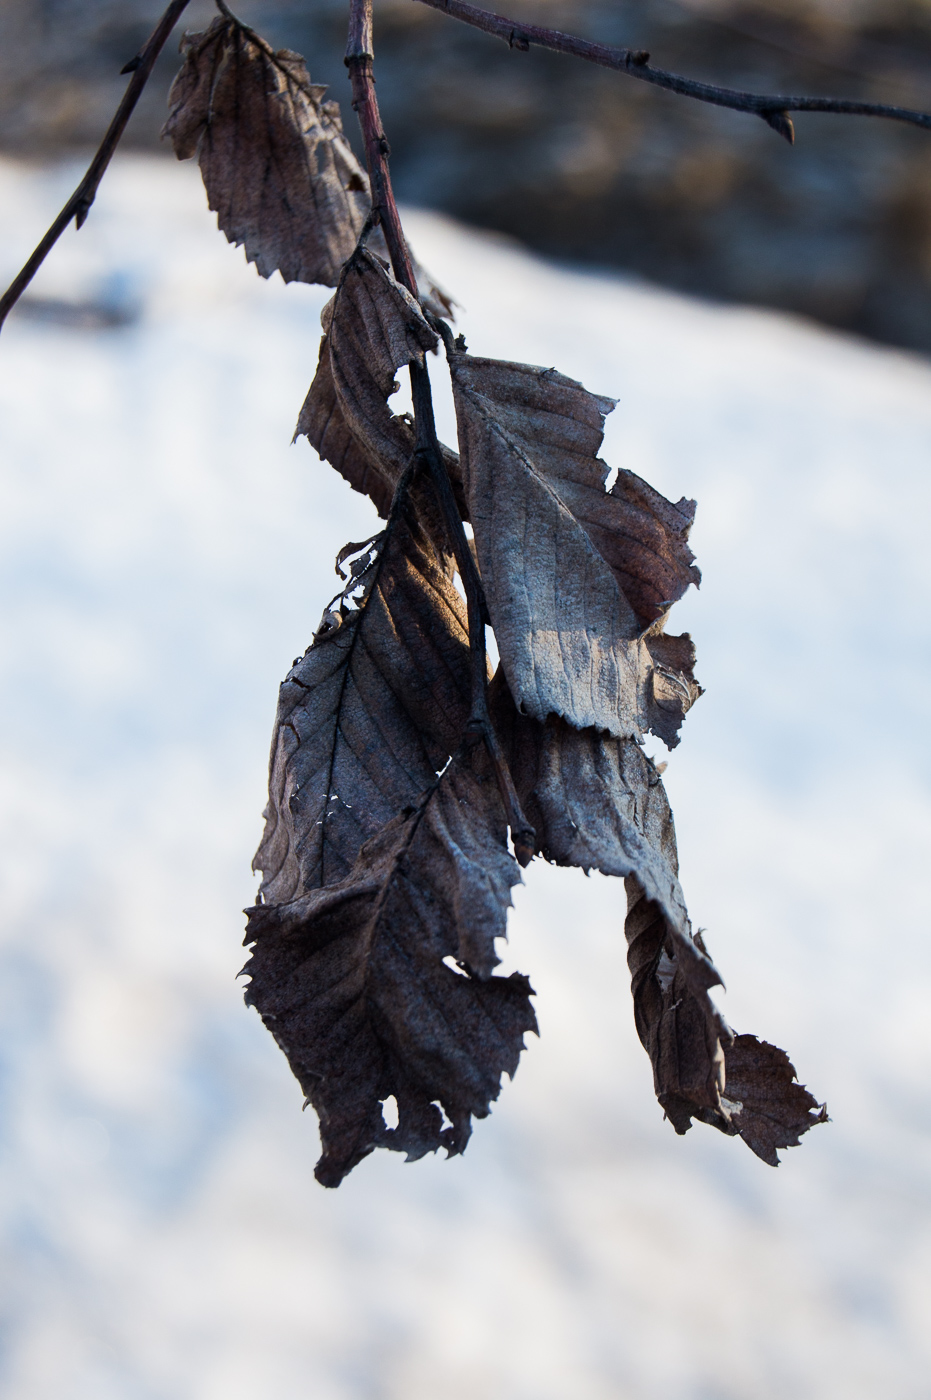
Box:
[1,154,930,1400]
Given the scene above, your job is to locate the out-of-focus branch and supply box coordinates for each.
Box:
[412,0,931,144]
[0,0,192,334]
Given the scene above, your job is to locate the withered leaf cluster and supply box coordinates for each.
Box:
[166,16,826,1185]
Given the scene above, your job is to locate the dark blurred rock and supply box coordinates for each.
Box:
[3,0,931,353]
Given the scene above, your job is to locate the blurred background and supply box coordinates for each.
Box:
[2,3,931,1399]
[4,0,931,351]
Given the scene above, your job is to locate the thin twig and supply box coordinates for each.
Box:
[0,0,193,334]
[345,0,535,864]
[412,0,931,144]
[345,4,419,293]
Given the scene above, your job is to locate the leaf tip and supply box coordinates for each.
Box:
[513,829,536,867]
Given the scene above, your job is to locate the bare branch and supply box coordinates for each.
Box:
[345,0,535,863]
[345,0,419,293]
[412,0,931,144]
[0,0,193,334]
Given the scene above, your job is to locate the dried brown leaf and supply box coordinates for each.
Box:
[495,684,826,1162]
[245,756,534,1187]
[254,493,470,906]
[449,353,701,744]
[296,247,464,518]
[722,1035,829,1165]
[163,18,369,286]
[248,481,536,1185]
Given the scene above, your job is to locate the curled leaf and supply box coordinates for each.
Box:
[495,684,826,1162]
[296,247,464,518]
[163,18,369,286]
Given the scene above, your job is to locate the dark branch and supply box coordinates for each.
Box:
[346,0,535,863]
[0,0,193,335]
[412,0,931,144]
[345,4,418,294]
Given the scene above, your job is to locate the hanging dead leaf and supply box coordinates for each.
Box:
[494,683,826,1162]
[245,755,534,1187]
[163,17,369,286]
[450,352,701,744]
[296,247,464,518]
[254,487,472,907]
[722,1036,829,1165]
[249,473,536,1186]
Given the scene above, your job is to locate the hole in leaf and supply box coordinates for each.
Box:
[432,1099,453,1130]
[386,376,413,418]
[382,1095,399,1129]
[485,625,500,671]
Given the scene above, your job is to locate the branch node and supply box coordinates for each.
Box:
[120,55,142,75]
[762,109,795,144]
[412,0,931,138]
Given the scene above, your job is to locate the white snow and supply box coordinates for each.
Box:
[1,153,930,1400]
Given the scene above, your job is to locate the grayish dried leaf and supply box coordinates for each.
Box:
[449,353,701,744]
[163,18,369,286]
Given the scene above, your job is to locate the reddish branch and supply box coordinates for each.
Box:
[0,0,193,333]
[345,0,535,863]
[412,0,931,143]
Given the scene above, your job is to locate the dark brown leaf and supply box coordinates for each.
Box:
[296,247,464,518]
[723,1035,829,1166]
[248,477,536,1185]
[245,757,534,1187]
[163,18,369,286]
[495,683,826,1162]
[254,491,471,906]
[449,353,701,744]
